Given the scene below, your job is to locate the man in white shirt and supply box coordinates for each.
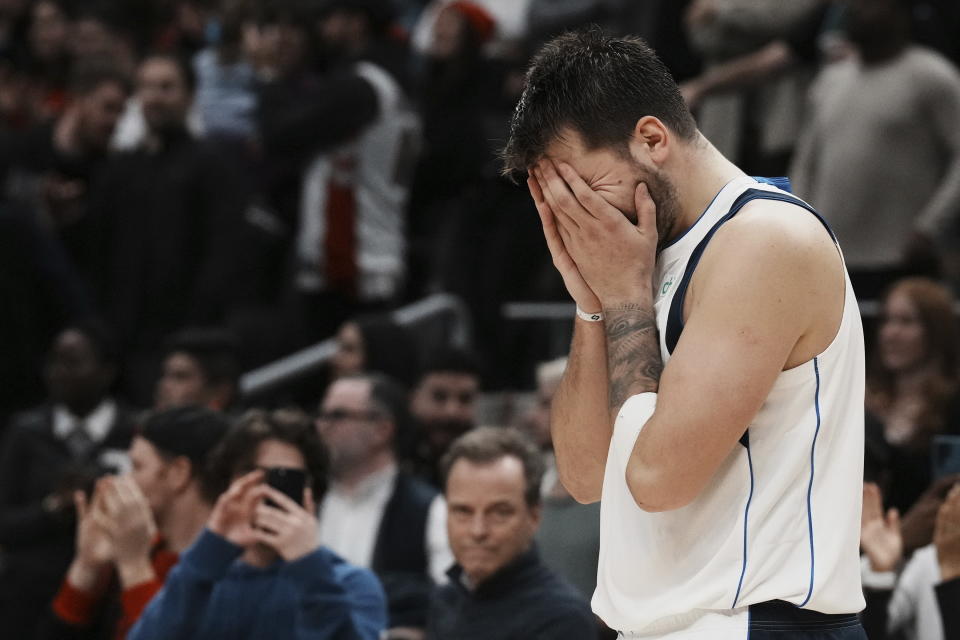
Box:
[316,373,452,634]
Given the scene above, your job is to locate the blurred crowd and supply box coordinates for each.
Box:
[1,0,960,638]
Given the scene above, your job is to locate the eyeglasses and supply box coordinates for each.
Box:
[315,409,383,423]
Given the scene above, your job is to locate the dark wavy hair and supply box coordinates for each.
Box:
[209,409,328,500]
[501,26,697,181]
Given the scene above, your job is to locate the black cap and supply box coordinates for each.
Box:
[139,406,231,466]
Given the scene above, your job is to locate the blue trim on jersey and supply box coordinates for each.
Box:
[732,442,755,609]
[752,176,793,193]
[797,357,823,608]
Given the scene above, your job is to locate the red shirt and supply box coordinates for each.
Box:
[52,537,179,639]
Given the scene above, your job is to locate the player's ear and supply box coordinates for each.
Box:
[631,116,670,166]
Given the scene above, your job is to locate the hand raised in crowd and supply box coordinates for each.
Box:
[101,475,158,588]
[66,483,114,592]
[900,474,960,556]
[935,485,960,582]
[253,486,320,562]
[861,482,903,573]
[533,158,659,308]
[208,470,265,547]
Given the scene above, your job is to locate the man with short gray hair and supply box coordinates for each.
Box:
[427,427,596,640]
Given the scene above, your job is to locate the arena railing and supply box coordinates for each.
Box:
[240,293,472,399]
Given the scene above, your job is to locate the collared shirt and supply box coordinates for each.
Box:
[318,462,453,584]
[53,400,117,445]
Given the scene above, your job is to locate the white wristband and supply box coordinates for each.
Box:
[576,306,604,322]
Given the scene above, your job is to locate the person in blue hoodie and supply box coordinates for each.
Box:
[128,409,387,640]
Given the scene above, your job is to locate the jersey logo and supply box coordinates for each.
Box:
[660,275,676,298]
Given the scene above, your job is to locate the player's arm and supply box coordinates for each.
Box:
[531,160,662,504]
[528,175,613,504]
[625,208,839,512]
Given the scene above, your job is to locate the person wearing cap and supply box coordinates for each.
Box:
[39,407,231,640]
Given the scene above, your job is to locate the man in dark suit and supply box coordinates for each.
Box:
[316,373,453,636]
[0,323,136,637]
[91,54,246,405]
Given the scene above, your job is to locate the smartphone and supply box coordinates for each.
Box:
[265,467,306,508]
[931,436,960,480]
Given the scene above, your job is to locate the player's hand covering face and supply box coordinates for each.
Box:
[533,158,658,307]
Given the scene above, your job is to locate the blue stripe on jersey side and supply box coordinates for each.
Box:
[732,442,755,609]
[798,357,822,608]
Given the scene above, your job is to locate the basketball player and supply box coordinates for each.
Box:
[502,29,867,639]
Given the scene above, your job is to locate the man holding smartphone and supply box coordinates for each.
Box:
[128,409,386,640]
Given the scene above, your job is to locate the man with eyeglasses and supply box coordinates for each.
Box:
[316,373,453,639]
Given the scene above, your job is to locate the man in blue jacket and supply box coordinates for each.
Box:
[129,409,387,640]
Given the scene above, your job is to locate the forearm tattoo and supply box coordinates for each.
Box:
[604,304,663,411]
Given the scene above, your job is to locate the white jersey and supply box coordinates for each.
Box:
[592,175,866,637]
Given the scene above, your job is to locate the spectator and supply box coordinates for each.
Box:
[865,278,960,540]
[860,481,960,640]
[934,485,960,637]
[260,0,420,342]
[92,53,247,404]
[408,347,481,487]
[427,427,596,639]
[39,406,231,640]
[790,0,960,298]
[69,6,136,72]
[128,409,387,640]
[331,315,420,388]
[20,0,73,120]
[191,1,256,145]
[317,374,452,631]
[0,57,129,268]
[154,328,240,412]
[523,357,601,601]
[0,323,135,638]
[683,0,829,175]
[407,1,499,296]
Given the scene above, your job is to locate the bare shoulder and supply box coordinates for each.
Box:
[699,198,841,284]
[687,198,845,364]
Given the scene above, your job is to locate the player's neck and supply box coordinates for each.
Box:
[669,135,746,242]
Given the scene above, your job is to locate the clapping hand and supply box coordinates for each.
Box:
[861,482,903,573]
[101,475,158,587]
[66,482,115,591]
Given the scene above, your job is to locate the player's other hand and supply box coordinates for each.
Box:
[860,482,902,573]
[528,174,602,313]
[533,159,657,308]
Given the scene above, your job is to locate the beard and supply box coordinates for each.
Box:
[625,157,682,251]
